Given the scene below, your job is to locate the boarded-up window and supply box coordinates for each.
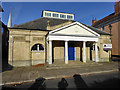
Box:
[31,44,44,51]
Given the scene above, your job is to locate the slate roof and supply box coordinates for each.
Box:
[14,17,75,30]
[13,17,110,35]
[81,23,110,35]
[87,25,110,35]
[92,12,120,28]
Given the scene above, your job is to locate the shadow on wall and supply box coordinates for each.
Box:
[2,23,13,72]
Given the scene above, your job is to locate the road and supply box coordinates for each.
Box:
[2,71,120,89]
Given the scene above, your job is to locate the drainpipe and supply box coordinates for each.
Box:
[12,40,14,66]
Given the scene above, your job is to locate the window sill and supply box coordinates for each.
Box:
[31,50,45,52]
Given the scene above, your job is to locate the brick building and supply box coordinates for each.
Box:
[92,2,120,56]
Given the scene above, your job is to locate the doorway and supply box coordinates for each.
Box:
[68,42,75,60]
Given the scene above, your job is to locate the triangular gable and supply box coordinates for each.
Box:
[49,22,100,37]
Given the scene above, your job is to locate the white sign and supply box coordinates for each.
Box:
[103,44,112,50]
[36,53,40,54]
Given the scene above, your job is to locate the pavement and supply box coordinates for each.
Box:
[1,61,120,85]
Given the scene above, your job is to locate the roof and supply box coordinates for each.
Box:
[13,17,110,35]
[92,1,120,28]
[9,27,51,31]
[92,12,120,28]
[81,23,110,35]
[87,26,110,35]
[14,17,75,30]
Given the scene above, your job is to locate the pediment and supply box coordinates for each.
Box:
[49,22,100,37]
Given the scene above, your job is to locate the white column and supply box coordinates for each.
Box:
[37,45,39,51]
[49,40,52,64]
[92,44,95,62]
[65,41,68,64]
[83,41,86,63]
[95,42,99,62]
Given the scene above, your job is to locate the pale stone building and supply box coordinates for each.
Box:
[8,10,111,66]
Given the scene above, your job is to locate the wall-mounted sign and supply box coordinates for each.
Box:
[103,44,112,50]
[36,53,40,54]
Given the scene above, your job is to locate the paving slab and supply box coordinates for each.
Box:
[1,61,120,85]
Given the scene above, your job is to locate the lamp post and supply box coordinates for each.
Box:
[109,24,112,61]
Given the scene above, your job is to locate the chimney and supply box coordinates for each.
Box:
[95,18,97,22]
[114,1,120,14]
[92,17,97,25]
[14,24,17,27]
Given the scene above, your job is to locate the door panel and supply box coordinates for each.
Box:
[68,42,75,60]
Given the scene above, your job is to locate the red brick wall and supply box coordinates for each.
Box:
[103,21,120,55]
[94,1,120,55]
[118,21,120,55]
[114,1,120,14]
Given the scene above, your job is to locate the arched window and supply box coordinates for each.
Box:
[31,44,44,51]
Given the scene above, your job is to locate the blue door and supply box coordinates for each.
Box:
[68,42,75,60]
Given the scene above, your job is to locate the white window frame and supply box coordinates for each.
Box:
[60,14,66,19]
[45,12,51,17]
[31,44,45,52]
[67,15,73,19]
[53,13,59,17]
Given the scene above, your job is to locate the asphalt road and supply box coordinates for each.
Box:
[2,71,120,89]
